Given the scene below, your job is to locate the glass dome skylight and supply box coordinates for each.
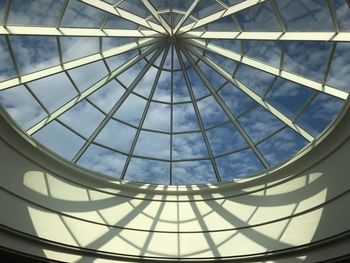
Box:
[0,0,349,185]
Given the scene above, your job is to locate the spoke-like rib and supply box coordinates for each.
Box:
[121,47,169,180]
[0,25,162,38]
[0,38,157,91]
[185,44,315,142]
[141,0,172,35]
[176,46,222,182]
[181,31,350,42]
[173,0,200,34]
[71,47,165,163]
[180,46,270,168]
[26,43,162,136]
[78,0,166,34]
[178,0,269,34]
[187,39,348,100]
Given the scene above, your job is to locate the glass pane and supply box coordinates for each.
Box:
[172,132,209,160]
[58,100,105,138]
[235,64,275,96]
[102,37,135,51]
[258,127,308,166]
[78,144,127,178]
[0,1,7,24]
[218,83,255,116]
[236,1,280,31]
[143,102,170,132]
[207,123,247,156]
[60,37,99,62]
[216,149,264,180]
[208,39,241,54]
[198,61,227,89]
[191,0,224,19]
[283,41,332,82]
[333,0,350,31]
[173,103,200,132]
[238,106,284,143]
[106,49,139,71]
[265,78,316,119]
[197,96,229,128]
[134,131,170,159]
[8,0,64,26]
[327,43,350,92]
[205,15,239,31]
[117,59,146,87]
[95,119,136,153]
[104,15,138,29]
[276,0,334,31]
[114,94,146,126]
[61,0,108,28]
[0,36,17,81]
[153,70,171,102]
[205,50,238,75]
[118,0,151,18]
[68,61,109,92]
[173,70,191,102]
[88,80,125,113]
[296,93,344,137]
[33,120,85,160]
[0,85,46,129]
[124,158,169,184]
[186,67,210,98]
[27,73,78,113]
[243,40,281,68]
[10,36,59,75]
[172,160,216,185]
[133,66,158,97]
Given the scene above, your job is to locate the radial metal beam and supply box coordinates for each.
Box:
[173,0,200,34]
[141,0,172,35]
[176,46,222,182]
[187,39,348,100]
[26,43,162,136]
[0,38,157,91]
[181,31,350,42]
[0,25,163,38]
[78,0,167,34]
[185,44,315,142]
[72,46,165,163]
[179,46,271,169]
[178,0,269,34]
[121,47,170,180]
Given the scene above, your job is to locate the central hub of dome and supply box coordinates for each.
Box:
[167,35,178,45]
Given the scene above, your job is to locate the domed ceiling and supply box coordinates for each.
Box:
[0,0,349,184]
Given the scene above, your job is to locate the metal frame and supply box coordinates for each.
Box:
[0,0,349,185]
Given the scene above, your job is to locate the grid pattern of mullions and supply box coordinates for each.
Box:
[0,0,349,185]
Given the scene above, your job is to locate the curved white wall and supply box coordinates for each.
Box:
[1,101,350,262]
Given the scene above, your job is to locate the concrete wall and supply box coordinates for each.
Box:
[1,101,350,262]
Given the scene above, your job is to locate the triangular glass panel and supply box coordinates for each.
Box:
[61,0,108,28]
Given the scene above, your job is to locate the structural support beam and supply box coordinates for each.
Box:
[0,26,162,38]
[186,39,348,100]
[181,31,350,42]
[141,0,172,35]
[176,46,222,182]
[185,44,315,142]
[0,38,157,91]
[178,0,268,34]
[173,0,200,34]
[180,46,271,168]
[71,47,165,163]
[78,0,166,34]
[26,43,162,136]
